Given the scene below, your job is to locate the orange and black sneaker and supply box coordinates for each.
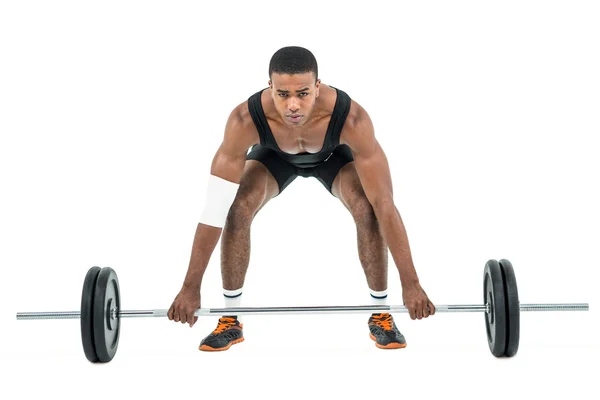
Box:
[368,313,407,349]
[199,316,244,351]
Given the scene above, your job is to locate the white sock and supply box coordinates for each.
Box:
[370,288,388,313]
[223,287,243,322]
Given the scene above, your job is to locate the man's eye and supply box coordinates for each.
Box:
[278,93,288,97]
[299,93,308,97]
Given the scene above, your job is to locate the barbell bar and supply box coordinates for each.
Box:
[15,259,590,362]
[16,302,588,320]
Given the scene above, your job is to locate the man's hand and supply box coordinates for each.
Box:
[402,281,435,320]
[168,286,201,327]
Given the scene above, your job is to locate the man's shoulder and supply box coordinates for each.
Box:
[339,95,375,150]
[226,102,254,133]
[231,87,270,118]
[221,99,260,150]
[344,98,367,128]
[222,93,263,145]
[324,84,360,120]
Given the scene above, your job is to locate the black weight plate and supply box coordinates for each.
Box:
[499,259,520,357]
[93,267,121,363]
[483,259,507,357]
[81,266,101,363]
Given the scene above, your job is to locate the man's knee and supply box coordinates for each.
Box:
[225,190,263,228]
[224,161,277,228]
[348,194,377,225]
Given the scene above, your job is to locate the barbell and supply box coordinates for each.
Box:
[15,258,589,363]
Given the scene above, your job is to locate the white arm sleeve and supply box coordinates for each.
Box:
[198,175,240,228]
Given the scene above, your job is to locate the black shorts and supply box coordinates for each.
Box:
[246,144,354,196]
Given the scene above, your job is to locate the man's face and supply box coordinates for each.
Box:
[269,72,320,128]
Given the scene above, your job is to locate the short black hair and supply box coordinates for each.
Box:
[269,46,318,81]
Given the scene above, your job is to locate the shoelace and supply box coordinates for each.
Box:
[372,313,394,331]
[212,317,237,334]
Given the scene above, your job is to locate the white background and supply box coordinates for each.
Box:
[1,1,598,399]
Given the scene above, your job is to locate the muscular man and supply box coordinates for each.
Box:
[168,46,435,351]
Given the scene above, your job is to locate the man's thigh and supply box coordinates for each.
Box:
[246,144,298,196]
[235,159,281,212]
[314,144,355,196]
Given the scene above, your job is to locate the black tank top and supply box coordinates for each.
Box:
[247,87,351,168]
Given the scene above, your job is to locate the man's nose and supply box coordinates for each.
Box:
[287,98,299,112]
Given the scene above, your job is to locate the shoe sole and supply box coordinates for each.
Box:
[370,333,407,349]
[199,337,245,352]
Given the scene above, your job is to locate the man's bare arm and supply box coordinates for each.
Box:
[182,104,258,290]
[342,102,435,319]
[168,103,258,326]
